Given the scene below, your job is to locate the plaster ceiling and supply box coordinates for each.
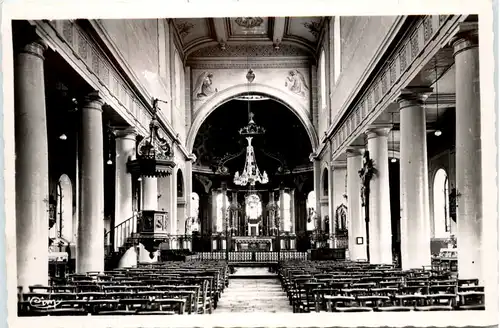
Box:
[172,17,326,59]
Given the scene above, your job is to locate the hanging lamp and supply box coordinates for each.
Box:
[434,58,442,137]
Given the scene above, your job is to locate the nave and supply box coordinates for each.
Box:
[18,259,484,316]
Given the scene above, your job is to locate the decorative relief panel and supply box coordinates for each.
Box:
[399,46,408,73]
[330,15,451,156]
[190,67,311,113]
[62,21,73,45]
[410,32,419,60]
[189,43,310,58]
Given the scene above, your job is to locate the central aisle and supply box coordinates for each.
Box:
[215,267,293,313]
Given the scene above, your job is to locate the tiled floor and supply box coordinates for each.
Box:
[216,278,293,313]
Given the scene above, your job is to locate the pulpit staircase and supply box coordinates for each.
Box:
[104,215,138,270]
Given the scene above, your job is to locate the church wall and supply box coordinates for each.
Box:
[330,16,399,121]
[189,67,311,117]
[98,19,171,101]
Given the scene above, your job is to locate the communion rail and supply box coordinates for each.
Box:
[188,251,308,262]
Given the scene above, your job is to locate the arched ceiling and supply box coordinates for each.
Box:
[172,17,327,59]
[192,97,313,178]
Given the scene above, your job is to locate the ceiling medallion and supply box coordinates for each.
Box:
[127,98,176,178]
[234,17,264,29]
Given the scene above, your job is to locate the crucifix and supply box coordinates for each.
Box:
[358,150,376,262]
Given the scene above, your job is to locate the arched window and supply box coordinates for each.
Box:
[216,193,229,233]
[190,192,200,232]
[322,168,329,197]
[280,193,292,232]
[177,170,184,198]
[320,49,327,109]
[433,168,451,238]
[306,191,316,231]
[50,174,73,245]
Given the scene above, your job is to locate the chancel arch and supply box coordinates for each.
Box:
[186,83,319,153]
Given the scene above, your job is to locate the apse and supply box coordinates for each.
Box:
[192,96,313,189]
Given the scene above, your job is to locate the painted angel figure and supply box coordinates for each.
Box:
[285,69,309,98]
[193,72,218,99]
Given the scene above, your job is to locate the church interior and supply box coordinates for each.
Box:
[9,14,496,317]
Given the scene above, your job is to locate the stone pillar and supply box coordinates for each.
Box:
[313,159,322,230]
[398,89,433,270]
[452,25,482,280]
[114,128,137,251]
[366,128,393,264]
[279,187,285,231]
[142,177,158,210]
[221,183,228,232]
[211,189,218,233]
[77,92,105,274]
[346,147,367,261]
[15,35,49,290]
[289,189,296,249]
[279,187,285,249]
[332,163,347,247]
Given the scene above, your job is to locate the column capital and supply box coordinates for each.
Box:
[18,39,48,60]
[15,25,48,60]
[331,160,347,169]
[365,125,392,139]
[83,91,104,112]
[114,126,138,140]
[346,146,365,157]
[451,22,479,57]
[398,87,433,108]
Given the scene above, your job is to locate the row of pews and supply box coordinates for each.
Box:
[18,261,229,316]
[278,260,485,312]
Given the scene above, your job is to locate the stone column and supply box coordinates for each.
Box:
[290,189,296,249]
[452,25,482,280]
[279,187,285,249]
[114,127,137,251]
[346,147,367,261]
[15,35,49,290]
[77,92,105,274]
[211,189,218,250]
[312,159,322,230]
[332,163,347,248]
[398,89,433,270]
[366,128,393,264]
[142,177,158,210]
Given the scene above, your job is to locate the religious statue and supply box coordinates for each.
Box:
[285,70,309,98]
[358,151,376,207]
[193,72,218,99]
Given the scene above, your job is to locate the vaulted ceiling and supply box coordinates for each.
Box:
[172,17,327,59]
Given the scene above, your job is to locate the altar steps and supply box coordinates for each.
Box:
[229,266,278,279]
[216,277,292,313]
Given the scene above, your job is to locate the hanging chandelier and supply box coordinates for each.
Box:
[233,113,268,186]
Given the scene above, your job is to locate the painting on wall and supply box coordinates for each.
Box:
[285,70,309,98]
[192,71,218,100]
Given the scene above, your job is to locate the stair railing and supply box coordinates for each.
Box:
[105,213,139,253]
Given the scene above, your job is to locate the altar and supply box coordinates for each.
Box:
[234,236,273,251]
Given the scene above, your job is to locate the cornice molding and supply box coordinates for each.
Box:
[318,15,409,150]
[326,15,467,162]
[186,57,311,69]
[41,19,191,160]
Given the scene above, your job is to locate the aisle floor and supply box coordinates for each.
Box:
[216,268,292,313]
